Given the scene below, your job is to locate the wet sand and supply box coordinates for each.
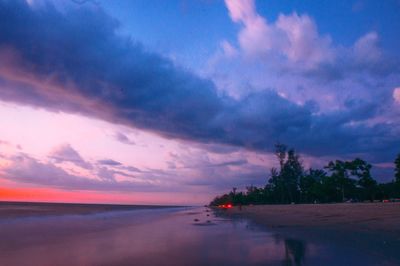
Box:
[1,202,399,265]
[224,203,400,235]
[0,204,327,266]
[221,203,400,264]
[0,201,177,219]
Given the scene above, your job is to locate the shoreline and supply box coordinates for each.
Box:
[0,201,184,219]
[220,202,400,263]
[222,202,400,235]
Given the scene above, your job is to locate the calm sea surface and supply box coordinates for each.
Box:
[0,205,397,266]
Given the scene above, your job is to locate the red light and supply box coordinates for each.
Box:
[218,204,232,209]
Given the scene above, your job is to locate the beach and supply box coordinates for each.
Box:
[221,202,400,264]
[224,202,400,234]
[1,201,399,265]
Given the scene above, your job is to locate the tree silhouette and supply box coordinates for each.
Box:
[300,169,326,203]
[395,154,400,183]
[324,160,354,202]
[275,143,287,172]
[209,146,400,206]
[281,149,303,203]
[349,158,377,201]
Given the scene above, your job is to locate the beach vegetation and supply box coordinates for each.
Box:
[210,145,400,206]
[395,154,400,183]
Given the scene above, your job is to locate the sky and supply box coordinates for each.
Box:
[0,0,399,205]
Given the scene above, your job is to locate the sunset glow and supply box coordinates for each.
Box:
[0,0,399,205]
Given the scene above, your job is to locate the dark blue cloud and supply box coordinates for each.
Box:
[0,0,398,164]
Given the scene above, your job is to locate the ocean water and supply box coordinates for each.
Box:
[0,206,397,266]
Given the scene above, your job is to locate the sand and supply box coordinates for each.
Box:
[225,203,400,235]
[220,202,400,263]
[1,205,356,266]
[223,202,400,256]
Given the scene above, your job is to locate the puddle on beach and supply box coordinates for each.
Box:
[0,207,396,266]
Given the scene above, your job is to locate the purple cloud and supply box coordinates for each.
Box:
[1,153,180,192]
[0,0,398,166]
[97,159,122,166]
[49,144,92,169]
[114,132,135,146]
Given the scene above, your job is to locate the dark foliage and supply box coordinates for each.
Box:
[210,145,400,206]
[395,154,400,183]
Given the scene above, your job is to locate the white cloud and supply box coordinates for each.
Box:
[224,0,334,67]
[224,0,256,23]
[276,13,334,65]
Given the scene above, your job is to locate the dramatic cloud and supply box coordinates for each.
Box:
[207,0,400,162]
[0,1,308,153]
[0,0,399,164]
[0,0,222,142]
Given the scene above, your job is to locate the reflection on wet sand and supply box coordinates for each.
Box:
[283,238,306,266]
[0,206,393,266]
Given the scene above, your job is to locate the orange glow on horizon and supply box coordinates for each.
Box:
[0,187,150,205]
[0,186,205,205]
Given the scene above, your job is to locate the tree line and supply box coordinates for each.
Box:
[210,144,400,206]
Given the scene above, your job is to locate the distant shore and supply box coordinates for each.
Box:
[0,201,181,219]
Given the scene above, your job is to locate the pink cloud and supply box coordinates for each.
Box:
[393,87,400,104]
[276,13,334,65]
[224,0,334,67]
[224,0,256,23]
[225,0,281,57]
[0,146,272,204]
